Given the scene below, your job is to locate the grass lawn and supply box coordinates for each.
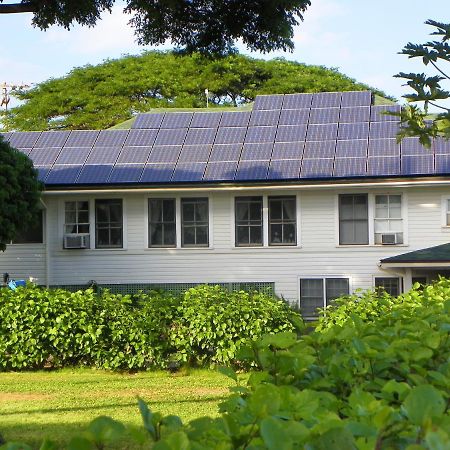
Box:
[0,368,236,448]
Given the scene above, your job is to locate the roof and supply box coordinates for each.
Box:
[1,90,449,188]
[381,243,450,264]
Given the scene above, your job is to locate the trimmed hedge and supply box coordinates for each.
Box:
[0,284,299,370]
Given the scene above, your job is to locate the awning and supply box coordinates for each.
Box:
[380,243,450,269]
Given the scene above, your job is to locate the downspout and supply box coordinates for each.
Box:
[40,197,50,288]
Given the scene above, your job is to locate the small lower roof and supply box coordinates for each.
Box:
[381,243,450,264]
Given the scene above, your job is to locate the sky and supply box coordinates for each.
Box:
[1,0,449,109]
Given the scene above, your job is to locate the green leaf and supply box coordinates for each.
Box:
[402,385,446,426]
[217,366,237,382]
[67,437,95,450]
[260,417,292,450]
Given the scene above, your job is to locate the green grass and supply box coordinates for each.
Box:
[0,368,236,448]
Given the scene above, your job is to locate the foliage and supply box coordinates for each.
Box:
[0,136,42,251]
[0,284,297,370]
[395,20,450,146]
[5,279,449,449]
[1,51,389,131]
[0,0,311,55]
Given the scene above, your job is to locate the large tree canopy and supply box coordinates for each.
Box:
[0,0,311,54]
[395,20,450,146]
[0,137,42,251]
[1,51,388,131]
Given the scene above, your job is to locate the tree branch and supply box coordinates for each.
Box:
[430,60,450,80]
[0,2,36,14]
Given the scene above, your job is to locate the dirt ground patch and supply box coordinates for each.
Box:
[0,392,52,402]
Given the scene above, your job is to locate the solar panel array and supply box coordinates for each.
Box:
[2,91,448,185]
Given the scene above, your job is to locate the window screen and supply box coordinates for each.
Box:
[269,196,296,245]
[374,194,403,244]
[65,201,89,234]
[339,194,368,245]
[148,199,176,247]
[375,277,401,296]
[235,197,263,246]
[181,198,209,247]
[95,199,123,248]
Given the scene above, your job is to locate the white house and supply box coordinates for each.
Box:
[2,90,450,318]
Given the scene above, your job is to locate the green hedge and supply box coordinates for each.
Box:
[0,284,299,371]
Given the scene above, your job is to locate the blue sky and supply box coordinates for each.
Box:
[1,0,449,106]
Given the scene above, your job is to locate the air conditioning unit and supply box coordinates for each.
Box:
[64,234,90,249]
[381,233,397,245]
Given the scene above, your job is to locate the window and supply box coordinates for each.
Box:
[374,195,403,244]
[445,199,450,226]
[181,198,209,247]
[148,199,176,247]
[374,277,401,296]
[64,201,89,234]
[339,194,368,245]
[299,277,349,319]
[269,196,296,245]
[12,210,44,244]
[235,197,263,246]
[95,199,123,248]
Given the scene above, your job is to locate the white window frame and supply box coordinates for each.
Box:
[441,196,450,228]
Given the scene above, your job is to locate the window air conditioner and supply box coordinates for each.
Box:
[381,233,397,245]
[64,234,90,249]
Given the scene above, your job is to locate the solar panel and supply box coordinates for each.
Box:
[301,158,334,178]
[85,146,122,165]
[55,147,91,164]
[141,163,175,183]
[433,138,450,154]
[367,157,400,176]
[108,164,145,183]
[278,109,310,126]
[339,106,370,123]
[203,162,237,181]
[132,113,164,129]
[235,161,269,180]
[77,165,113,184]
[178,145,212,163]
[303,140,336,159]
[8,131,41,148]
[172,162,207,182]
[249,110,280,126]
[16,147,33,156]
[401,155,434,175]
[311,92,341,108]
[370,105,401,122]
[154,128,188,146]
[28,147,62,166]
[271,142,304,160]
[219,111,251,127]
[161,112,193,128]
[35,131,70,147]
[401,137,430,156]
[190,112,222,128]
[334,158,367,177]
[335,139,368,158]
[46,165,83,184]
[184,128,217,145]
[215,127,247,144]
[147,145,182,163]
[368,139,400,157]
[241,143,273,161]
[268,159,302,179]
[369,122,400,139]
[340,91,372,107]
[309,108,340,124]
[117,146,152,164]
[124,129,158,147]
[306,123,338,141]
[282,93,313,109]
[94,130,129,147]
[64,130,99,147]
[435,154,450,173]
[338,122,369,140]
[275,125,307,142]
[0,132,11,142]
[253,94,284,110]
[209,144,242,162]
[35,167,51,182]
[244,126,277,143]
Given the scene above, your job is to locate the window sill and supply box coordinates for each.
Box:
[231,245,302,250]
[144,247,215,251]
[336,244,409,248]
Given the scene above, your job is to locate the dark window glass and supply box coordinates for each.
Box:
[375,277,401,296]
[269,196,296,245]
[339,194,368,245]
[235,197,263,246]
[95,199,123,248]
[13,210,44,244]
[181,198,209,247]
[325,278,350,305]
[149,199,176,247]
[65,201,90,234]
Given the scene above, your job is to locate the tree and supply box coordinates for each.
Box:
[1,51,389,131]
[395,20,450,147]
[0,0,311,55]
[0,136,42,251]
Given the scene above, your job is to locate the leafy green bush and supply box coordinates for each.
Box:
[0,284,298,371]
